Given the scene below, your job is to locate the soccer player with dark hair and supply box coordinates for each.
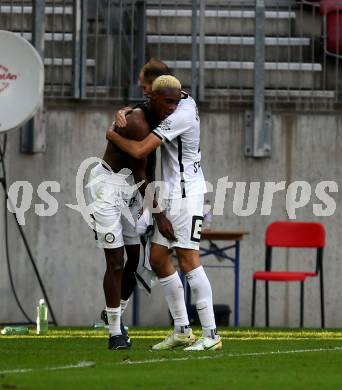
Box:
[108,58,174,322]
[89,76,177,351]
[108,75,222,352]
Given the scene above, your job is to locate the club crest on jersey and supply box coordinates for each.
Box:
[104,233,115,243]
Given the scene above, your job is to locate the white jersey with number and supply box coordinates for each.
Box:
[152,95,206,199]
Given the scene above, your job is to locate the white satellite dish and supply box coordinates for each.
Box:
[0,30,44,133]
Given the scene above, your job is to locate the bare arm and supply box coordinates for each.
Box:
[117,110,152,198]
[106,128,162,159]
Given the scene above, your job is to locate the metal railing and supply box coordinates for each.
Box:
[148,0,342,109]
[0,0,145,100]
[1,0,341,106]
[82,0,146,100]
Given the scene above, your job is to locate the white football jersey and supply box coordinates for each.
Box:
[152,95,207,199]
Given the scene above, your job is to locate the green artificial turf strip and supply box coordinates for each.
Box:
[1,327,342,389]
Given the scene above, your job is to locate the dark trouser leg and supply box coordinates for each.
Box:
[121,244,140,301]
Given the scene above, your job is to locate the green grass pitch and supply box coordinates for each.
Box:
[1,327,342,389]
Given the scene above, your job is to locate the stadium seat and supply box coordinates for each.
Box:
[320,0,342,56]
[251,221,326,328]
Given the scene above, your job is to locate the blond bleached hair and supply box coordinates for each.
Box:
[152,75,181,92]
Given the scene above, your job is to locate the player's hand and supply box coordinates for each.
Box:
[114,107,132,128]
[106,127,115,142]
[154,212,177,242]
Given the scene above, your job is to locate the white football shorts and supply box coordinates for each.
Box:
[152,194,204,250]
[88,164,141,249]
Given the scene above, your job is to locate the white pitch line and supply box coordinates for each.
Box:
[0,361,95,375]
[2,347,342,373]
[118,347,342,365]
[118,354,224,365]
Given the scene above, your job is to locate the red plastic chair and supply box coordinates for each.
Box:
[320,0,342,56]
[251,221,326,328]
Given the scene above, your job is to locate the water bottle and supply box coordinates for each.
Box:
[93,322,109,330]
[36,299,48,335]
[203,199,213,229]
[1,326,29,335]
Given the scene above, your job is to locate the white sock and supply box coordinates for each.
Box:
[186,266,217,339]
[106,306,121,336]
[120,299,129,315]
[159,271,189,330]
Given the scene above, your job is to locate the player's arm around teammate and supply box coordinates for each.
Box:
[108,76,222,351]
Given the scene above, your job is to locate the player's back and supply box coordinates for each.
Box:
[103,108,150,173]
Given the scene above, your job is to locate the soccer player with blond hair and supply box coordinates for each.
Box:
[108,74,222,351]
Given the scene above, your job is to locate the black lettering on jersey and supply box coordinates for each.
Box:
[190,216,204,242]
[90,214,98,241]
[195,106,199,122]
[194,161,201,173]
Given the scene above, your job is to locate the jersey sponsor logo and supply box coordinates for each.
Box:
[158,119,172,132]
[104,232,115,244]
[190,215,204,242]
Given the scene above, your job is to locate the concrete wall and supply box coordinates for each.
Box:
[1,103,341,328]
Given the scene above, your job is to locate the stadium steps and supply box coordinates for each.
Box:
[13,32,112,59]
[147,35,313,62]
[43,58,95,85]
[0,5,73,32]
[1,3,98,90]
[164,60,322,90]
[146,4,334,99]
[44,85,125,99]
[146,9,296,35]
[205,88,336,100]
